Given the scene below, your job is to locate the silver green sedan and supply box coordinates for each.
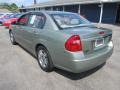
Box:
[9,11,113,73]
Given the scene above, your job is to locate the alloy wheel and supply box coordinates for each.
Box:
[38,49,48,68]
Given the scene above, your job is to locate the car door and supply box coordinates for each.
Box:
[13,14,30,46]
[22,13,46,53]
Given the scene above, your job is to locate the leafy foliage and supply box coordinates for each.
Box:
[0,3,18,12]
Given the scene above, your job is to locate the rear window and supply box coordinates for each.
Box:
[50,13,91,29]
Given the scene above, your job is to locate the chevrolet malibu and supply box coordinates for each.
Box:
[9,11,113,73]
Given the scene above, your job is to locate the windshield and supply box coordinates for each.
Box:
[50,13,92,29]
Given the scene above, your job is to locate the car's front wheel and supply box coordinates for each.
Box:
[9,31,16,45]
[37,46,54,72]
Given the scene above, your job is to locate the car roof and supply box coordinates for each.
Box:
[27,11,76,15]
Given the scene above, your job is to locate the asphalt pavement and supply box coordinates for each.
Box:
[0,24,120,90]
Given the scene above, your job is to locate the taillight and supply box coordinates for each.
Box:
[65,35,82,52]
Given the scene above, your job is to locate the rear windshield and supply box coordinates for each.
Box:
[50,13,91,29]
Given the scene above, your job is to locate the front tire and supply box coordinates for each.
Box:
[37,46,54,72]
[9,31,17,45]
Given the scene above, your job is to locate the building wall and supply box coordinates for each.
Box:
[20,9,26,12]
[53,6,63,11]
[20,3,118,24]
[81,4,100,22]
[64,5,79,13]
[45,7,51,10]
[116,4,120,23]
[102,3,118,24]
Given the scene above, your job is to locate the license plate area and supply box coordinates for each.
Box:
[95,38,104,48]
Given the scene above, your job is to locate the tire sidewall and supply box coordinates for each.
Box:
[9,31,16,45]
[37,46,53,72]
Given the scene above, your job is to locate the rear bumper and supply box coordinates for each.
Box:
[64,41,113,73]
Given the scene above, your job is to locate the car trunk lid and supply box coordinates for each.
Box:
[61,26,112,54]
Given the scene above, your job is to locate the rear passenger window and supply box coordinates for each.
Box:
[28,14,46,29]
[34,15,46,29]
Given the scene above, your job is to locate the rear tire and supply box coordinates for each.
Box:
[37,46,54,72]
[9,31,17,45]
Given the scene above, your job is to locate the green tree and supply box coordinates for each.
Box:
[10,3,18,12]
[0,3,19,12]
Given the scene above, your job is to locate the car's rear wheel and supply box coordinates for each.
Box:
[9,31,16,45]
[37,46,54,72]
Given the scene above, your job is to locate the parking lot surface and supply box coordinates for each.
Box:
[0,24,120,90]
